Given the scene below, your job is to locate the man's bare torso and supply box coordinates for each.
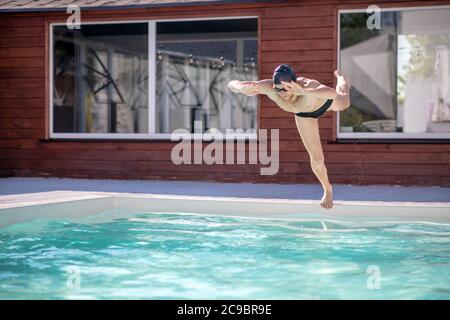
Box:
[264,77,328,114]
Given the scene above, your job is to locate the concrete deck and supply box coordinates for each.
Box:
[0,177,449,203]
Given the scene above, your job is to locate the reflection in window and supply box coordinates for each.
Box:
[53,23,148,133]
[155,18,258,134]
[339,8,450,136]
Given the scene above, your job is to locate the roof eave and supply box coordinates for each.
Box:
[0,0,278,13]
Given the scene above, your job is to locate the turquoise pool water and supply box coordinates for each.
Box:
[0,211,449,299]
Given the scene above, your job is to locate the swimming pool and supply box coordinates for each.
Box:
[1,201,450,300]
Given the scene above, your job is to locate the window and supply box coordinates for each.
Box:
[155,19,258,135]
[50,18,258,139]
[338,6,450,139]
[52,23,149,136]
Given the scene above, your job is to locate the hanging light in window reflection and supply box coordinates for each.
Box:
[157,50,163,61]
[220,56,225,69]
[189,50,195,64]
[244,57,249,72]
[250,51,256,68]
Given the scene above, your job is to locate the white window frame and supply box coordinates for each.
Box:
[49,16,259,140]
[337,5,450,140]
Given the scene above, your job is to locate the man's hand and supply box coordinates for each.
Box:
[281,80,305,96]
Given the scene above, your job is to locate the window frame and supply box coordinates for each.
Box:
[49,16,259,140]
[337,5,450,140]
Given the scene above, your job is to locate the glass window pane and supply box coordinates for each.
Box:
[339,11,398,133]
[339,8,450,135]
[53,23,148,134]
[155,18,258,134]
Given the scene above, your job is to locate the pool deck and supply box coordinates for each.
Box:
[0,177,449,207]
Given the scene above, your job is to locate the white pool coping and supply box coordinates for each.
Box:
[1,190,450,228]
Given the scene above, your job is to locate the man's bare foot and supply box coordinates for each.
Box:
[320,190,333,209]
[334,70,344,77]
[334,70,351,95]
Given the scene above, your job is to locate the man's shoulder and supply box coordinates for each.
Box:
[297,77,320,88]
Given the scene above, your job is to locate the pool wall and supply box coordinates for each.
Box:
[1,192,450,228]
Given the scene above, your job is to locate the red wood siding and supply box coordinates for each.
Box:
[1,0,450,187]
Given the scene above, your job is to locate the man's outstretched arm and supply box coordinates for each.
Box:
[228,79,272,96]
[282,80,338,100]
[229,79,303,113]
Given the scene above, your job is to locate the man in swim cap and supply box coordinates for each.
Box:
[228,64,351,209]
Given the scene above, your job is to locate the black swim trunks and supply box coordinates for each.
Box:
[295,99,333,118]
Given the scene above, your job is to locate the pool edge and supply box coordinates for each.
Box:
[0,191,449,228]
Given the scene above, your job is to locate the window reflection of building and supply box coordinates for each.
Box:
[52,18,258,137]
[155,18,258,134]
[339,8,450,137]
[53,23,148,134]
[155,49,258,134]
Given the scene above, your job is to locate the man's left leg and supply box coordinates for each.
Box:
[329,70,351,112]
